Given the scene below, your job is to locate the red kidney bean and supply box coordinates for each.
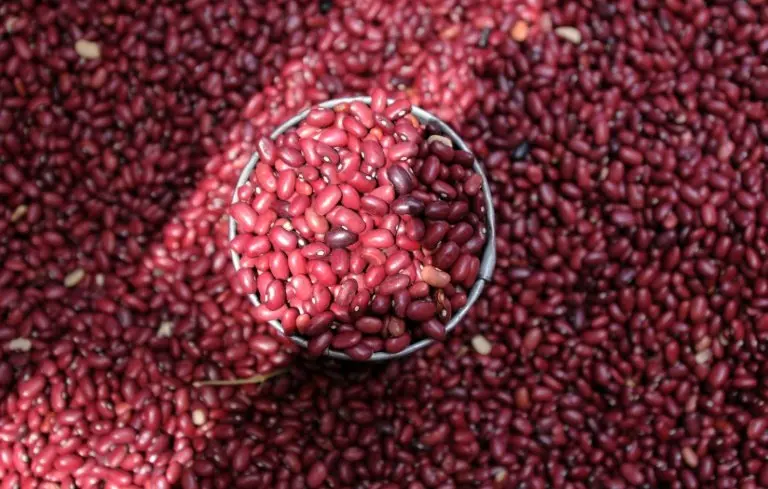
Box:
[406,300,437,322]
[421,319,446,340]
[408,281,430,298]
[424,201,451,220]
[363,266,386,289]
[378,274,411,295]
[326,207,366,233]
[335,279,358,307]
[308,261,336,286]
[385,251,412,275]
[306,108,335,127]
[230,203,259,233]
[288,249,307,276]
[420,156,441,185]
[344,343,373,361]
[446,222,474,245]
[339,184,361,210]
[355,316,384,334]
[291,275,313,301]
[360,195,389,216]
[269,251,290,280]
[276,147,304,167]
[306,461,328,488]
[433,242,461,269]
[268,227,298,251]
[361,140,386,168]
[314,185,342,215]
[385,333,411,353]
[384,99,411,120]
[387,142,419,162]
[450,254,473,283]
[235,268,257,294]
[301,243,331,259]
[304,208,329,234]
[330,330,362,349]
[422,221,450,249]
[342,115,367,138]
[263,280,286,311]
[276,171,297,201]
[307,331,332,356]
[360,229,394,248]
[318,128,348,147]
[303,311,334,337]
[314,141,339,165]
[390,196,425,215]
[349,101,374,128]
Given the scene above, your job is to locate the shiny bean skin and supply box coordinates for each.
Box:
[318,127,348,147]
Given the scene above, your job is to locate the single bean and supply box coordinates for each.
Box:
[407,300,437,321]
[325,228,359,248]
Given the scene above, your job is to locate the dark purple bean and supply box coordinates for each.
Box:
[390,196,425,215]
[325,228,359,248]
[386,165,415,195]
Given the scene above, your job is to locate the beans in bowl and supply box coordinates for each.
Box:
[230,89,488,359]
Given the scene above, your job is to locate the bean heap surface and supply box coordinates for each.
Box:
[1,0,767,488]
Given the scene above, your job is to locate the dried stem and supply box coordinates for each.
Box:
[193,368,288,387]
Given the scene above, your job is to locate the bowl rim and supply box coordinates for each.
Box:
[229,95,497,361]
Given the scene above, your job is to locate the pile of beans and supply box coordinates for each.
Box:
[1,0,767,488]
[230,90,488,359]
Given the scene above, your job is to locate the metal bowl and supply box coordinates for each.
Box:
[229,96,496,361]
